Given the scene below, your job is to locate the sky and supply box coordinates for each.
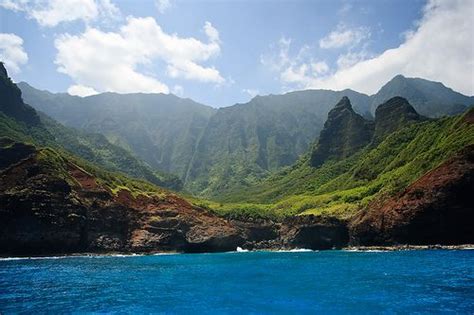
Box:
[0,0,473,108]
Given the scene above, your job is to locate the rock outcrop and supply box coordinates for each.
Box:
[0,140,350,255]
[0,62,40,125]
[372,96,423,143]
[350,144,474,246]
[233,216,349,250]
[0,141,244,255]
[310,97,374,167]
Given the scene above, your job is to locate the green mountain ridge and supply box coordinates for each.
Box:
[1,60,473,250]
[18,75,473,197]
[208,98,473,221]
[371,74,474,117]
[0,63,181,190]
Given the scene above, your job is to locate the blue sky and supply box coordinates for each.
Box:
[0,0,472,107]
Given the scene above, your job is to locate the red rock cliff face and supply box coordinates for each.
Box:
[350,145,474,246]
[0,142,349,255]
[0,146,243,255]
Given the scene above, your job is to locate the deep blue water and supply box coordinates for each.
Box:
[1,250,473,313]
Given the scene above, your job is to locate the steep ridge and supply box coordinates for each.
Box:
[19,83,372,196]
[372,96,424,143]
[184,89,371,195]
[0,63,40,126]
[19,75,473,197]
[0,140,242,254]
[1,99,473,253]
[0,139,350,254]
[310,96,374,167]
[18,82,216,179]
[371,74,474,117]
[350,143,474,246]
[0,66,180,189]
[216,98,473,231]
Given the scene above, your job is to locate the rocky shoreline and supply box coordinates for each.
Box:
[1,127,473,256]
[2,244,474,260]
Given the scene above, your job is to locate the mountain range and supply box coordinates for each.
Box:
[1,60,473,254]
[18,75,473,197]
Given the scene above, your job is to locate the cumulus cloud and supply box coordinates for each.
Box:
[0,0,120,27]
[319,24,370,49]
[55,17,224,94]
[263,0,474,96]
[0,33,28,73]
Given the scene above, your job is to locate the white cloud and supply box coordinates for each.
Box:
[336,46,372,69]
[155,0,171,14]
[0,0,121,27]
[319,24,370,49]
[263,0,474,96]
[242,88,259,98]
[261,37,329,90]
[204,21,220,43]
[67,84,98,97]
[55,17,224,94]
[0,33,28,73]
[172,84,183,96]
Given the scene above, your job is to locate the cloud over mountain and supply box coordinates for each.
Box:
[264,0,474,96]
[55,17,224,96]
[0,33,28,73]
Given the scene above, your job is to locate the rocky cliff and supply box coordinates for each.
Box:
[350,143,474,246]
[372,96,423,143]
[310,96,374,167]
[0,62,40,126]
[0,139,242,255]
[0,139,348,255]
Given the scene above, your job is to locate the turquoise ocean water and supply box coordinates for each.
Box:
[1,250,473,313]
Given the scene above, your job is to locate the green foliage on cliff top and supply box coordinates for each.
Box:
[0,110,182,191]
[33,144,169,199]
[208,109,474,220]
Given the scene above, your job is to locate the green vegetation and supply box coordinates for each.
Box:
[19,75,474,198]
[0,110,182,190]
[205,110,473,220]
[34,143,169,199]
[2,63,474,223]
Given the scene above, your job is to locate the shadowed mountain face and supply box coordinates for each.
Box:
[18,74,473,196]
[350,144,474,246]
[310,97,374,167]
[0,66,181,190]
[0,63,40,126]
[17,82,216,180]
[19,83,371,196]
[371,75,474,117]
[372,96,424,143]
[184,90,371,195]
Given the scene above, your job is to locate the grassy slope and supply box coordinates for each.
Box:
[0,135,170,200]
[201,110,474,220]
[0,111,182,190]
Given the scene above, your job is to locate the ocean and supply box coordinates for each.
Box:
[1,250,473,313]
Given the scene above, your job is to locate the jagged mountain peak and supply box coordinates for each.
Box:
[310,97,374,167]
[333,96,352,110]
[371,74,473,117]
[0,62,41,126]
[0,62,8,79]
[373,97,423,143]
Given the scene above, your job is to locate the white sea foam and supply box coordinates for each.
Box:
[276,248,314,253]
[343,249,387,253]
[0,252,176,261]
